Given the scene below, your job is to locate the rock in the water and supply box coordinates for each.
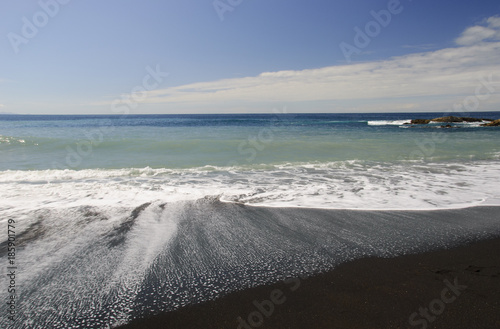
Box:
[431,116,464,123]
[481,119,500,127]
[431,116,492,123]
[408,116,496,126]
[410,119,431,124]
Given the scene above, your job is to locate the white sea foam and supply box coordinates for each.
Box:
[367,119,411,126]
[0,135,29,145]
[458,120,491,127]
[1,160,499,217]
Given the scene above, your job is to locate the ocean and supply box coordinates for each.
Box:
[2,112,500,209]
[1,112,500,328]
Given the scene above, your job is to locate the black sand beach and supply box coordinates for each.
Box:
[118,206,500,329]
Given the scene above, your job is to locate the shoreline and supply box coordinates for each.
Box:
[4,203,499,328]
[221,199,500,211]
[118,234,500,329]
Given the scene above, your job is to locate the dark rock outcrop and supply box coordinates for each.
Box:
[431,116,465,123]
[481,119,500,127]
[410,119,431,124]
[409,116,494,125]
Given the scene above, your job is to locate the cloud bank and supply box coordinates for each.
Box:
[103,16,500,113]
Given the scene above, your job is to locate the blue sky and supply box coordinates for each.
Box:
[1,0,499,114]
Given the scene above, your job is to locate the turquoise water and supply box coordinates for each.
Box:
[1,112,500,170]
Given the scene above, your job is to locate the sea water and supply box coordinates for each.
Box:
[1,112,500,210]
[1,112,500,328]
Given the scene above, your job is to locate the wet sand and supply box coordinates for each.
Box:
[119,234,500,329]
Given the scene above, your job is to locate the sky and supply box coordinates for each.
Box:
[0,0,500,115]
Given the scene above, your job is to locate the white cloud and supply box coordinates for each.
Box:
[95,16,500,113]
[145,45,500,104]
[455,26,497,46]
[456,16,500,45]
[487,16,500,28]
